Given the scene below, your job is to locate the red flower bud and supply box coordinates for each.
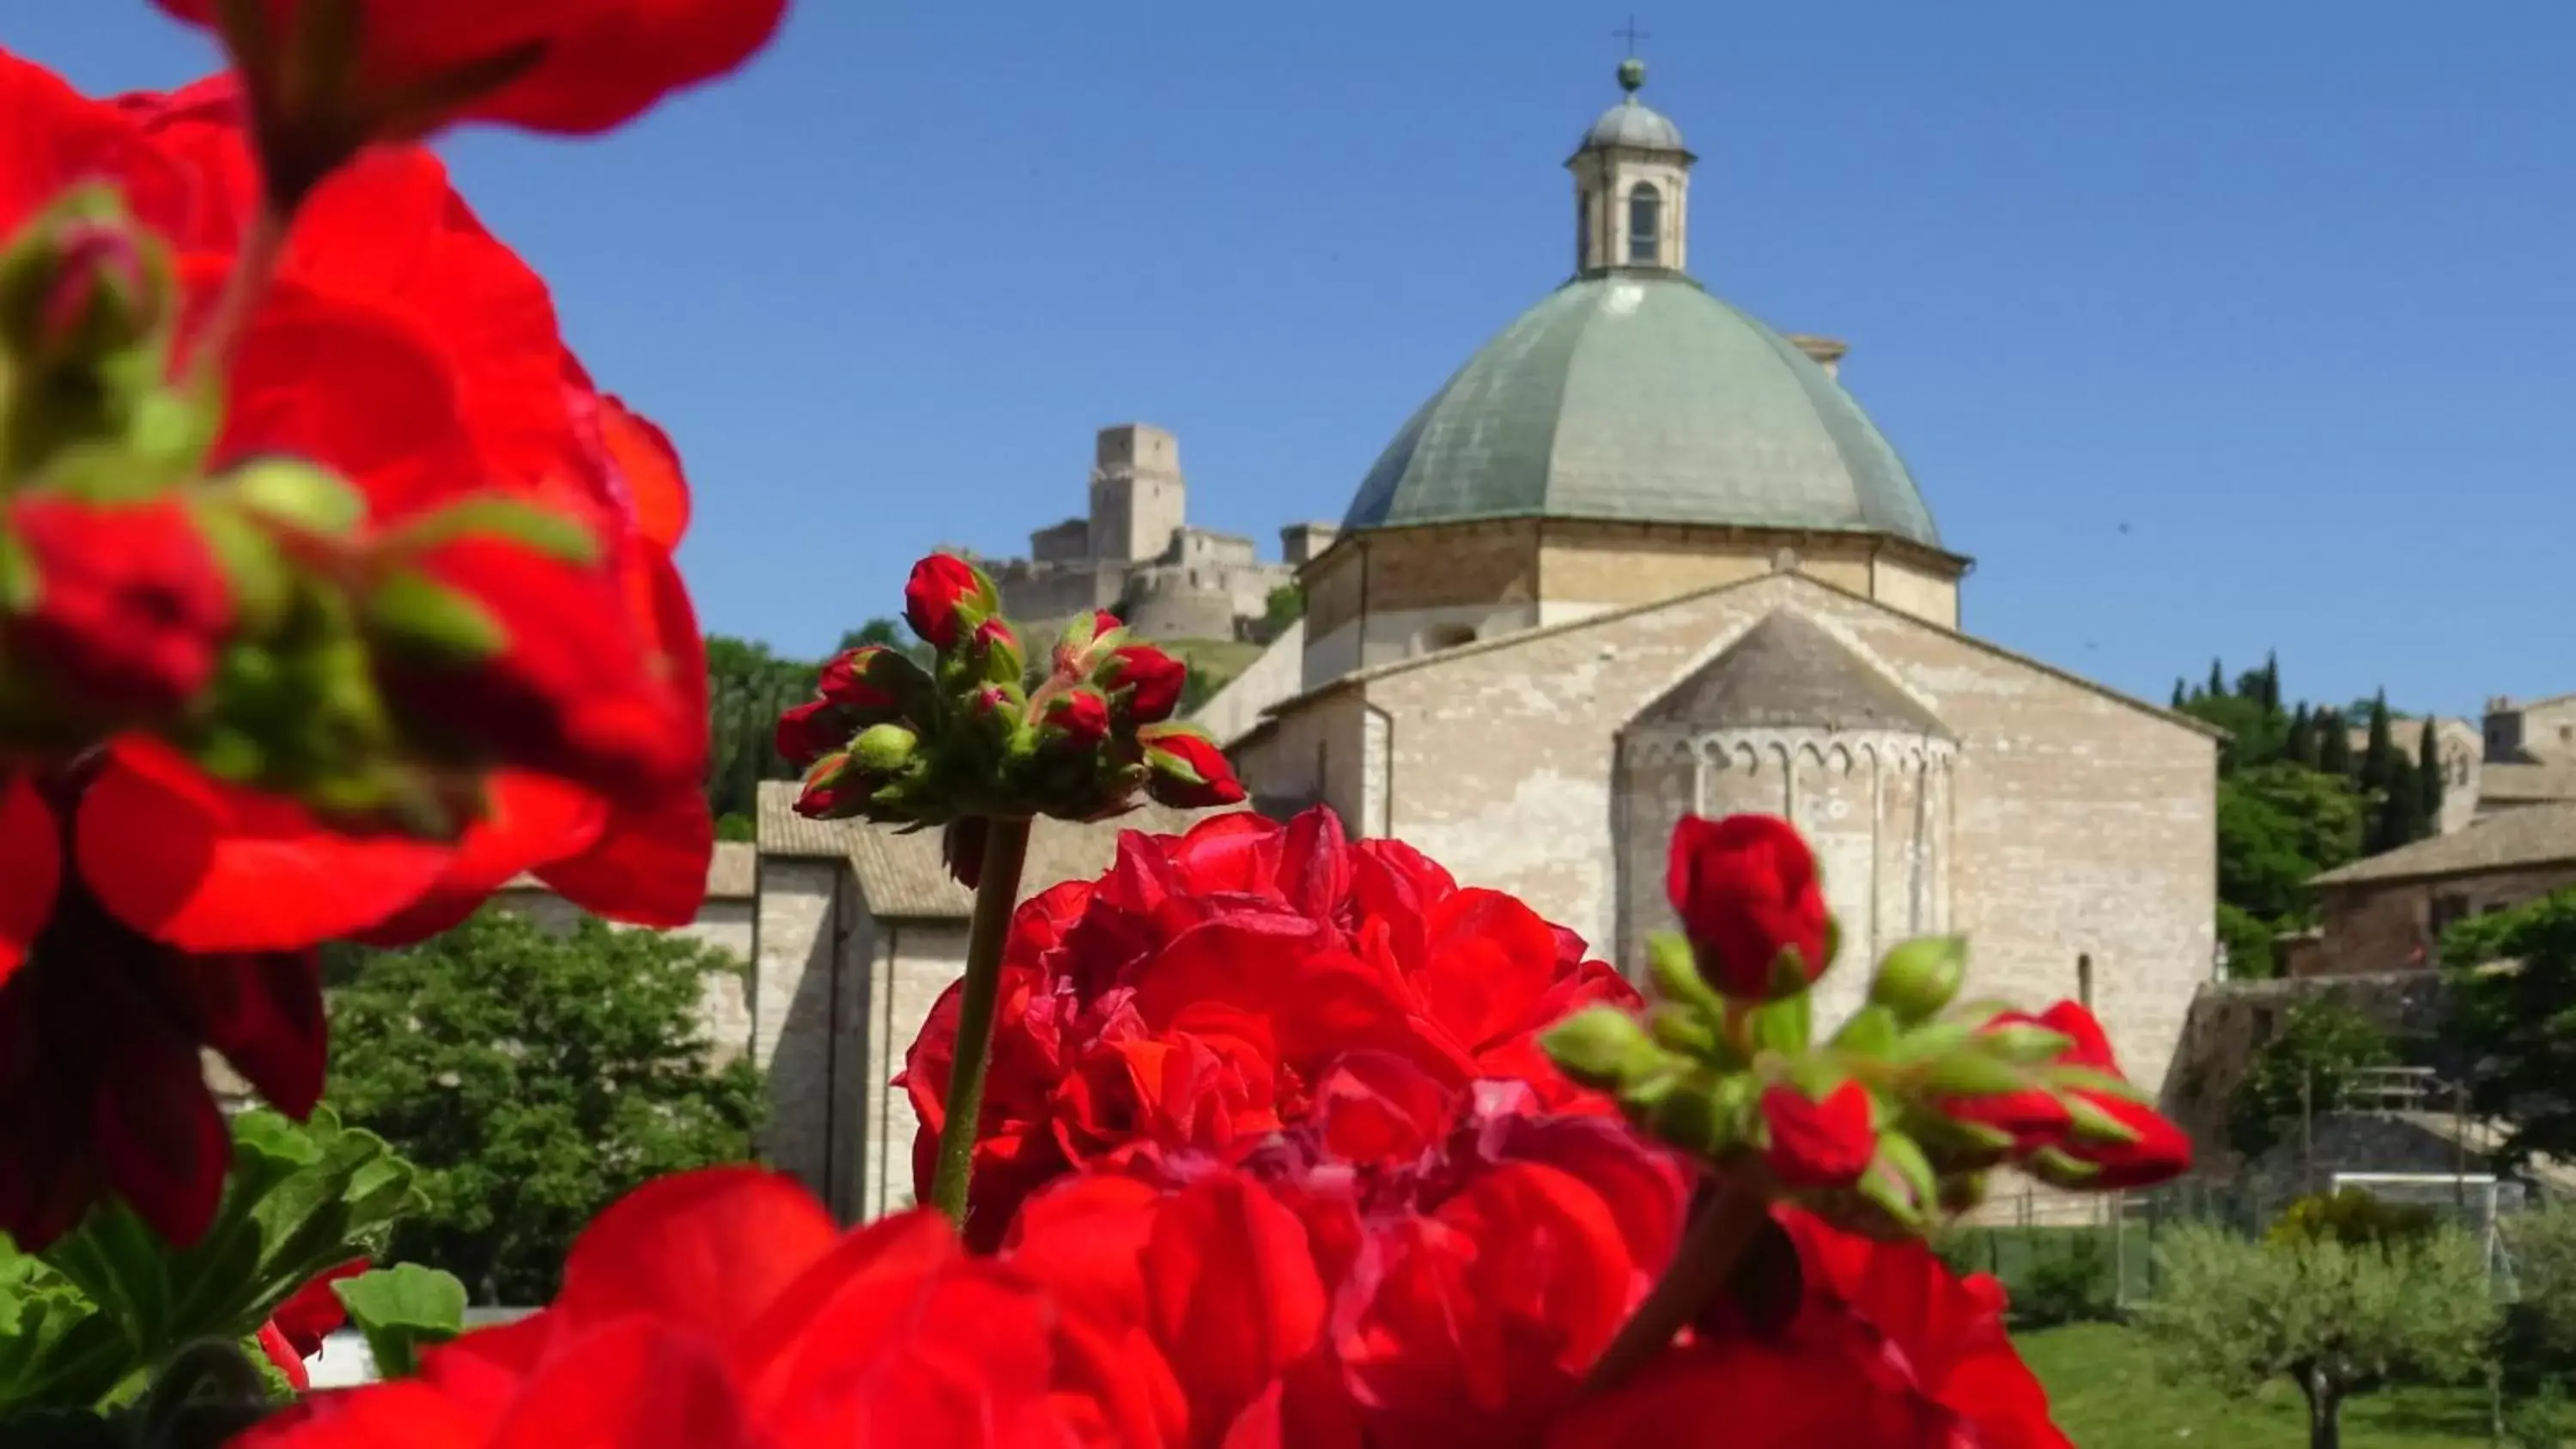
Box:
[774,699,854,768]
[903,553,987,652]
[1759,1081,1878,1190]
[1665,814,1832,1001]
[1138,726,1245,809]
[971,617,1025,683]
[1039,688,1111,751]
[1101,644,1188,724]
[2031,1001,2193,1189]
[793,752,866,821]
[2,494,233,717]
[816,646,902,716]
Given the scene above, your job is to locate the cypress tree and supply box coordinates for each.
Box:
[2207,658,2227,698]
[2318,708,2354,777]
[2286,704,2318,769]
[2257,652,2282,714]
[2417,717,2447,831]
[2171,679,2188,710]
[2362,692,2397,792]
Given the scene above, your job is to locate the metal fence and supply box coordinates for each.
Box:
[1948,1169,2539,1313]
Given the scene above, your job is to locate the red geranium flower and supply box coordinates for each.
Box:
[901,808,1643,1246]
[0,58,714,948]
[256,1258,368,1390]
[2025,1000,2193,1190]
[1666,813,1833,1000]
[236,1168,1136,1449]
[1564,1208,2072,1449]
[1004,1067,1692,1448]
[152,0,787,142]
[0,772,325,1249]
[1,489,234,723]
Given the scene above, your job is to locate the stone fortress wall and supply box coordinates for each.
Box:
[972,422,1324,643]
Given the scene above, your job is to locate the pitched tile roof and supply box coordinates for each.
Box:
[2310,802,2576,888]
[1631,608,1948,737]
[755,780,1249,920]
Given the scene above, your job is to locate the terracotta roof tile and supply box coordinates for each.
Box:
[2311,802,2576,888]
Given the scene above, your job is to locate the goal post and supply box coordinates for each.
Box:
[2330,1170,2518,1289]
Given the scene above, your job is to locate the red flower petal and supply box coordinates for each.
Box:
[488,1317,756,1449]
[534,782,713,930]
[0,775,59,986]
[91,1029,231,1245]
[1138,1173,1327,1430]
[257,1321,313,1391]
[601,394,690,550]
[170,949,327,1118]
[76,740,455,951]
[551,1167,840,1343]
[355,773,607,947]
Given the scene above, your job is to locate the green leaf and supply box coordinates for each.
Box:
[1742,991,1812,1058]
[331,1265,466,1381]
[3,1111,424,1419]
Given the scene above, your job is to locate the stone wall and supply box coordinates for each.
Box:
[1298,520,1968,693]
[1196,621,1304,746]
[848,918,970,1221]
[2316,864,2576,975]
[1338,569,2217,1100]
[750,859,866,1216]
[2157,972,2451,1165]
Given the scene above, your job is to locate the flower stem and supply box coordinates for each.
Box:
[1583,1179,1769,1395]
[927,814,1033,1232]
[186,202,287,395]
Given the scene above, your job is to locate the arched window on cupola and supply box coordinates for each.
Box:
[1626,182,1662,266]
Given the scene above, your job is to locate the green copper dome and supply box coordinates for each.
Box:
[1340,274,1941,549]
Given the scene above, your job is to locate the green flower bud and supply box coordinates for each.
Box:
[222,458,367,537]
[1978,1023,2075,1068]
[850,721,920,774]
[1542,1005,1663,1090]
[1868,936,1967,1024]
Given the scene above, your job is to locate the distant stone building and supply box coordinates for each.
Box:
[2300,802,2576,977]
[2339,704,2576,840]
[969,422,1327,643]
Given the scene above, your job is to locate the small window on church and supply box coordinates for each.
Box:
[2075,953,2094,1009]
[1578,189,1595,264]
[1421,624,1478,654]
[1626,183,1662,265]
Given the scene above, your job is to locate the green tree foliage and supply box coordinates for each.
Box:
[2227,997,2395,1157]
[2217,901,2280,980]
[2180,658,2433,978]
[2141,1223,2498,1449]
[1262,584,1303,634]
[325,911,765,1305]
[2442,888,2576,1166]
[2500,1204,2576,1400]
[2416,718,2446,827]
[2266,1188,2439,1251]
[703,634,824,833]
[2318,709,2354,777]
[2218,764,2366,924]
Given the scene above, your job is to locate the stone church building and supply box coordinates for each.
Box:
[1218,59,2222,1100]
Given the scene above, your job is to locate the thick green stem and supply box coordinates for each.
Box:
[927,815,1033,1232]
[1583,1180,1770,1395]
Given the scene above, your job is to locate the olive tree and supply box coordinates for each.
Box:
[2140,1222,2498,1449]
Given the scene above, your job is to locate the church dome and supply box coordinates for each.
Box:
[1583,95,1686,153]
[1340,273,1942,549]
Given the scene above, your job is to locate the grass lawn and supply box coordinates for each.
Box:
[2020,1323,2497,1449]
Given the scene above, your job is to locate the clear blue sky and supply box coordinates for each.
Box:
[16,3,2573,719]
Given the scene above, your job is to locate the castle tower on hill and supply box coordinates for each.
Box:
[981,423,1328,644]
